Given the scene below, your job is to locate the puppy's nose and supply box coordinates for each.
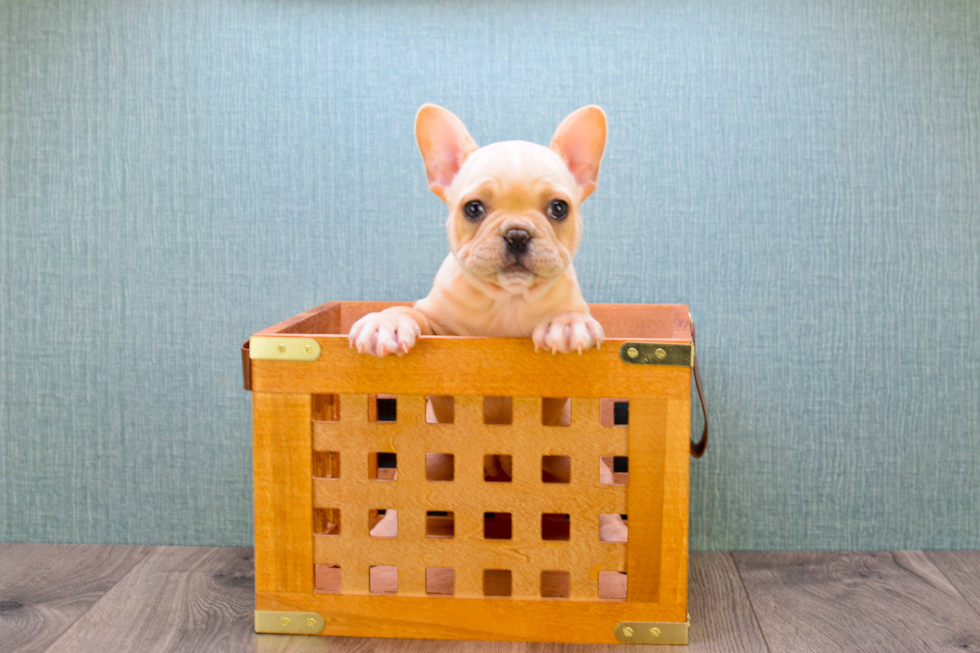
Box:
[504,229,531,254]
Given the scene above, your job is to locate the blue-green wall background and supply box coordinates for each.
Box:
[1,0,978,550]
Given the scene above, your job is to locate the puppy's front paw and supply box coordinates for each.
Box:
[599,513,629,543]
[532,312,604,354]
[348,311,421,357]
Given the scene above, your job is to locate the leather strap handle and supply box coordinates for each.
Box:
[690,322,708,458]
[241,339,252,391]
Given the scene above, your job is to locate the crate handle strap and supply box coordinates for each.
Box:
[241,339,251,391]
[691,322,708,458]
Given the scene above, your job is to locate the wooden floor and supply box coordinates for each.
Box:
[1,545,978,652]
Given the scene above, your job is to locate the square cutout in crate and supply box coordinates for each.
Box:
[600,456,629,486]
[598,571,627,600]
[369,394,397,423]
[542,397,571,426]
[426,511,455,539]
[484,455,512,482]
[600,514,629,543]
[314,564,341,594]
[426,395,454,424]
[369,452,397,480]
[540,570,571,598]
[426,567,455,595]
[426,453,454,481]
[542,455,571,483]
[483,569,512,597]
[313,508,340,536]
[483,397,512,424]
[312,394,340,422]
[369,509,398,538]
[312,451,340,479]
[369,566,398,594]
[542,513,571,541]
[600,398,629,426]
[483,512,512,540]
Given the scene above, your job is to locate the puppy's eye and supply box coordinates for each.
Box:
[463,200,485,221]
[548,199,569,221]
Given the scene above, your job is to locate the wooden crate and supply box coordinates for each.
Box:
[244,301,697,645]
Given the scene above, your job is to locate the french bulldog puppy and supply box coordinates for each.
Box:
[355,105,629,553]
[348,103,607,358]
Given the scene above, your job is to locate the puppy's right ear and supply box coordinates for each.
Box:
[416,104,478,202]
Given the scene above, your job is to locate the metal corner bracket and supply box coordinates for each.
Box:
[615,617,690,644]
[249,336,321,361]
[619,342,694,367]
[255,610,325,635]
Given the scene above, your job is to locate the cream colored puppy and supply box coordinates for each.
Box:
[352,105,628,548]
[348,103,607,357]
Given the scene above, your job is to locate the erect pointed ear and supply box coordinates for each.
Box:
[550,105,607,200]
[415,104,478,202]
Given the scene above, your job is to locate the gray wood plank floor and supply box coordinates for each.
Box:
[0,543,152,653]
[928,551,980,618]
[733,551,980,653]
[1,545,979,652]
[45,546,255,653]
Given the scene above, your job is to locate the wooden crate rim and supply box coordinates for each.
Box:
[251,301,692,343]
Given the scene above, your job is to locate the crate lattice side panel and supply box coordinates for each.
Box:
[310,394,633,601]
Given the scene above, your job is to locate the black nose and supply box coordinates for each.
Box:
[504,229,531,254]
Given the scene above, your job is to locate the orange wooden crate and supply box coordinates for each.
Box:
[243,301,696,645]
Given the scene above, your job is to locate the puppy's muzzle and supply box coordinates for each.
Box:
[504,229,531,255]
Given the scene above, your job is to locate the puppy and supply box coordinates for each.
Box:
[348,103,607,358]
[353,105,628,551]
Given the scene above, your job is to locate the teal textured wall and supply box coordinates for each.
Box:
[1,0,978,550]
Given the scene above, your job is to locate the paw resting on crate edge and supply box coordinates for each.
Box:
[348,308,425,357]
[348,309,604,357]
[532,312,604,354]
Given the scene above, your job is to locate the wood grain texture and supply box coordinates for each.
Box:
[927,551,980,618]
[516,552,767,653]
[279,302,342,335]
[257,589,688,644]
[734,551,980,652]
[686,552,767,652]
[0,543,152,653]
[623,397,667,605]
[250,337,692,398]
[311,395,629,600]
[253,392,314,594]
[9,544,980,651]
[46,546,255,653]
[252,634,526,653]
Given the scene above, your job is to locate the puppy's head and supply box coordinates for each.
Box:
[416,104,606,294]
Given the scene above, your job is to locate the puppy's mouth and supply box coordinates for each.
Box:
[501,261,531,275]
[493,258,536,289]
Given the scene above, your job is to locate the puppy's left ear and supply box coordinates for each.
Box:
[550,106,607,200]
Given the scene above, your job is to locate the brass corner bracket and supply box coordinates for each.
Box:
[255,610,325,635]
[619,342,694,367]
[615,618,690,644]
[249,336,321,361]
